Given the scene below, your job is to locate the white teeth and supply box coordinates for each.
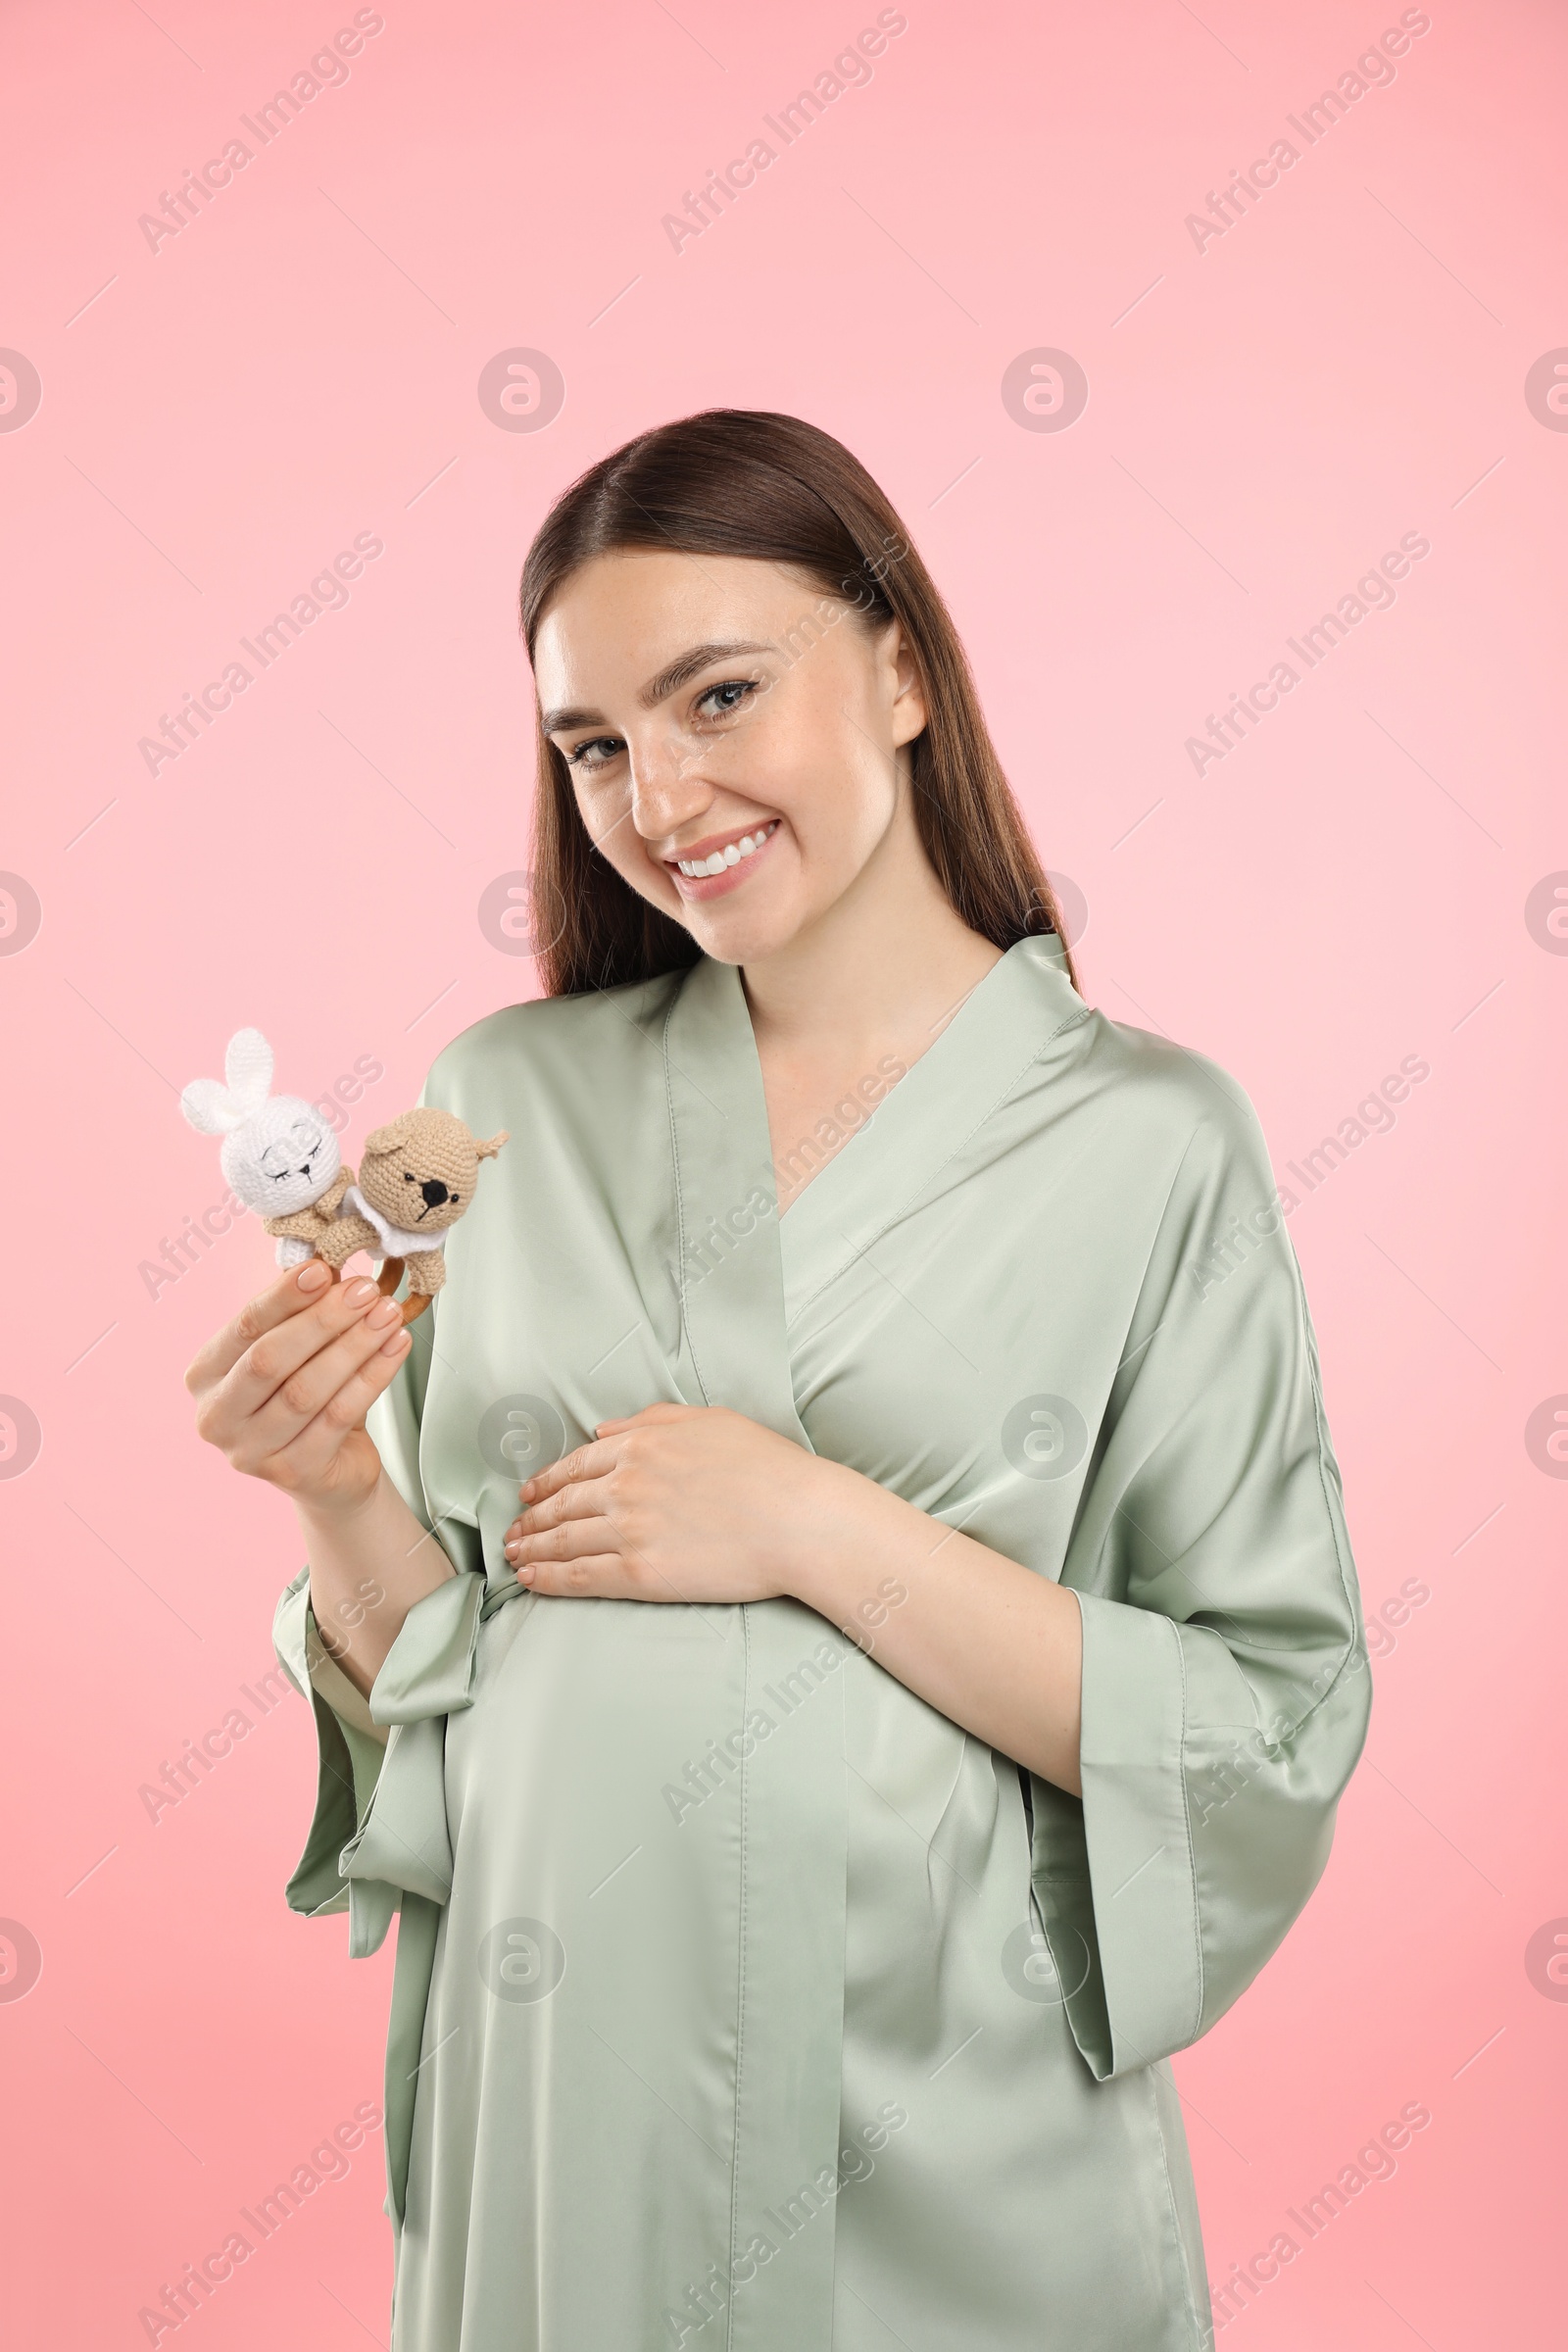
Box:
[675,820,776,879]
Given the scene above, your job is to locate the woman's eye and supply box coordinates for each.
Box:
[564,735,623,771]
[696,679,758,721]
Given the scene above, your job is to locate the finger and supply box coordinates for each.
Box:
[217,1274,387,1428]
[233,1293,409,1463]
[507,1517,703,1609]
[505,1474,613,1538]
[593,1401,699,1436]
[264,1323,415,1490]
[521,1435,620,1504]
[507,1515,622,1571]
[185,1260,339,1395]
[514,1549,640,1599]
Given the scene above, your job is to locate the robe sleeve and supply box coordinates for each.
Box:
[271,1293,460,1925]
[1027,1067,1372,2081]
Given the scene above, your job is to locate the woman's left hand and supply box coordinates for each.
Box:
[505,1398,1087,1791]
[503,1401,849,1605]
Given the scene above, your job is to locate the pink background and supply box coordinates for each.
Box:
[2,0,1564,2342]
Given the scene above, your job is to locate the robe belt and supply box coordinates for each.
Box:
[338,1569,519,1957]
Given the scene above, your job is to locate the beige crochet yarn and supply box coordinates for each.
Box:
[315,1108,508,1319]
[264,1165,356,1255]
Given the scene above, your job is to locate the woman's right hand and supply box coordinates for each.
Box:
[184,1259,413,1516]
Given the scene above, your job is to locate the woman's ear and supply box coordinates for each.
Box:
[887,621,928,749]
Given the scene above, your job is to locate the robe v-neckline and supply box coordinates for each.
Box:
[662,932,1089,1351]
[772,932,1083,1268]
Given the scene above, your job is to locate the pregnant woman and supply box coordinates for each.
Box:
[187,410,1370,2349]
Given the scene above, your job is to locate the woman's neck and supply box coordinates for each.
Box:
[740,803,1003,1075]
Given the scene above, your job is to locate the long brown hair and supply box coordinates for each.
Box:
[518,409,1081,998]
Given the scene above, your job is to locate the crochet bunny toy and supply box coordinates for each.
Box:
[181,1029,508,1323]
[179,1029,353,1270]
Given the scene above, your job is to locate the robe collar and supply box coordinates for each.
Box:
[661,949,810,1443]
[662,931,1090,1381]
[774,931,1087,1293]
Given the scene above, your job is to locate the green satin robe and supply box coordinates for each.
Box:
[272,933,1370,2350]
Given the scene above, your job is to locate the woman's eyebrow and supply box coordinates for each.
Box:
[541,640,773,735]
[638,640,772,707]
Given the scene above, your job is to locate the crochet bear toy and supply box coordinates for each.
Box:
[313,1106,509,1312]
[181,1029,507,1323]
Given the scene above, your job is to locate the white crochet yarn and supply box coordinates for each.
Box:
[342,1183,450,1261]
[180,1026,345,1245]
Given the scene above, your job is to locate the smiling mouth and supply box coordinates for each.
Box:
[666,818,780,880]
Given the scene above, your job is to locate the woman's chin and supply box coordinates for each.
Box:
[679,894,808,965]
[657,858,815,963]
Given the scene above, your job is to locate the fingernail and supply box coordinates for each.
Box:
[515,1563,535,1586]
[368,1297,402,1328]
[297,1261,330,1290]
[379,1328,412,1355]
[348,1278,378,1304]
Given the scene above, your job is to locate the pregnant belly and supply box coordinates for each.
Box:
[440,1592,756,2028]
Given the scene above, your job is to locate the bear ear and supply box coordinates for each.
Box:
[363,1109,420,1156]
[475,1129,510,1160]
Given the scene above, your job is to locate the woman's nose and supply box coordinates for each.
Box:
[626,725,713,835]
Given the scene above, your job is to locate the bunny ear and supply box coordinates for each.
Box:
[223,1028,274,1112]
[179,1027,275,1135]
[180,1076,232,1135]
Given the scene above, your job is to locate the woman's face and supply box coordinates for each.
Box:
[532,550,927,964]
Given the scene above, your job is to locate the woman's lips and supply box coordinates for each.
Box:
[664,818,780,902]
